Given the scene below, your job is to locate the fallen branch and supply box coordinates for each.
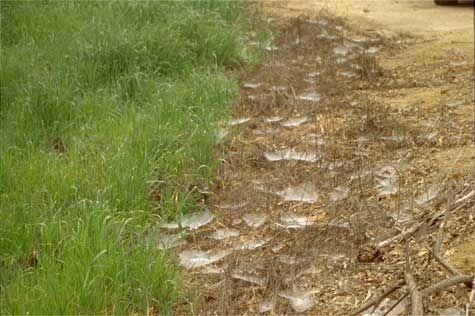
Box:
[428,201,473,228]
[421,275,474,296]
[343,280,405,316]
[377,222,422,249]
[432,198,460,276]
[349,185,474,316]
[378,188,474,250]
[454,190,474,205]
[381,292,409,316]
[428,188,474,225]
[430,193,473,290]
[405,243,423,316]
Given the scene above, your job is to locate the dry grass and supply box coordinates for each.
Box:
[177,10,474,315]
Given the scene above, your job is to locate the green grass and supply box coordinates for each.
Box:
[0,1,259,313]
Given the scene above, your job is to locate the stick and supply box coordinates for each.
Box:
[420,275,474,296]
[379,188,474,250]
[343,280,405,316]
[454,190,474,205]
[428,187,473,227]
[381,292,409,316]
[430,193,473,289]
[377,222,422,249]
[432,199,460,276]
[404,243,423,316]
[428,200,473,227]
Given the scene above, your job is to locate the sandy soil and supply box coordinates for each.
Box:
[263,0,473,40]
[263,0,475,270]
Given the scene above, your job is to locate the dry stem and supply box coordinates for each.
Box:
[405,243,423,316]
[344,280,406,316]
[420,275,474,296]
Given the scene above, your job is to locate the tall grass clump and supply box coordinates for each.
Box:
[0,1,255,313]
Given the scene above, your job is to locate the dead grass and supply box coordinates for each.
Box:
[176,9,474,315]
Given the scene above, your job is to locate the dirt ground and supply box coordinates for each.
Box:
[262,0,475,271]
[167,1,474,315]
[263,0,473,39]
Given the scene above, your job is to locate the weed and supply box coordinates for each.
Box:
[0,1,257,313]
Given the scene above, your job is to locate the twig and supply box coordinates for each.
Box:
[379,188,474,250]
[432,198,460,276]
[381,292,409,316]
[428,199,474,227]
[428,186,473,227]
[420,275,474,296]
[467,275,475,316]
[404,243,423,316]
[454,190,474,205]
[430,193,473,289]
[377,222,422,249]
[352,186,474,316]
[343,280,405,316]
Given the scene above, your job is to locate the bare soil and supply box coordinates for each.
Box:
[172,2,474,315]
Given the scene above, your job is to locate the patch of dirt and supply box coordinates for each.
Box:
[262,0,474,43]
[448,232,475,274]
[169,2,474,315]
